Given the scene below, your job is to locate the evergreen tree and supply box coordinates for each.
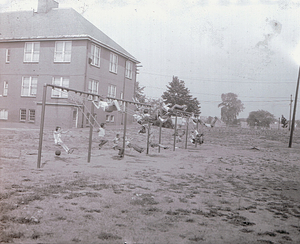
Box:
[161,76,200,114]
[134,81,146,103]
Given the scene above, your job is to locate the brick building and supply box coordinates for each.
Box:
[0,0,139,128]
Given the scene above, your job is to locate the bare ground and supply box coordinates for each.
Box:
[0,124,300,244]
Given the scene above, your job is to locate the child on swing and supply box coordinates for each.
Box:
[191,130,204,145]
[93,100,121,112]
[53,126,73,154]
[148,128,169,149]
[112,133,144,154]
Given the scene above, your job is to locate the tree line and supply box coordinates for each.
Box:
[135,76,299,128]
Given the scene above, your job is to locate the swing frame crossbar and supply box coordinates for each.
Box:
[37,83,151,168]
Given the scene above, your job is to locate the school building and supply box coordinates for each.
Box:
[0,0,139,128]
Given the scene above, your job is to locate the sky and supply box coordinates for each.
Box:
[1,0,300,119]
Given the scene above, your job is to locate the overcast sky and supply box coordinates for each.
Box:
[2,0,300,119]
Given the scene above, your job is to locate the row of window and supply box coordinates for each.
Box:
[0,108,115,123]
[1,78,118,99]
[5,42,133,79]
[0,108,35,122]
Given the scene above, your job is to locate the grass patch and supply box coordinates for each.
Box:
[97,232,122,240]
[166,209,191,216]
[130,194,158,206]
[17,194,44,205]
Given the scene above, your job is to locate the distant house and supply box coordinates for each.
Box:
[0,0,139,128]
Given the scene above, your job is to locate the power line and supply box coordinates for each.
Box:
[143,84,292,100]
[140,71,296,84]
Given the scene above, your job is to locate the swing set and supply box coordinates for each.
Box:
[132,107,203,153]
[37,83,151,168]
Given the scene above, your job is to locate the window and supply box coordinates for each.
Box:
[29,109,35,122]
[0,109,8,120]
[125,61,133,79]
[54,41,72,62]
[20,109,26,121]
[6,49,10,63]
[88,79,99,100]
[3,81,8,96]
[106,115,115,123]
[90,44,101,67]
[109,52,118,73]
[88,79,99,94]
[110,115,115,123]
[51,77,69,98]
[21,77,37,97]
[24,42,40,62]
[107,84,116,98]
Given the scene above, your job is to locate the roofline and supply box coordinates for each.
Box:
[0,34,140,63]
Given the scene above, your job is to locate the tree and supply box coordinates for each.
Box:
[161,76,200,114]
[218,93,244,125]
[134,81,146,103]
[247,110,276,128]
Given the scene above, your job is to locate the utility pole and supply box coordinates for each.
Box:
[289,67,300,148]
[289,94,293,131]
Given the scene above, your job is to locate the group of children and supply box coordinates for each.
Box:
[98,123,144,157]
[53,119,203,157]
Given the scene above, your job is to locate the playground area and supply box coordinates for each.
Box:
[1,124,300,243]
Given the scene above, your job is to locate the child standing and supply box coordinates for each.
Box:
[53,126,73,154]
[98,123,108,149]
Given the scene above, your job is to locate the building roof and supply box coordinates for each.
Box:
[0,8,139,63]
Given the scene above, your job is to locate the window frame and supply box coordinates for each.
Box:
[109,52,118,74]
[51,77,69,98]
[54,41,72,63]
[21,77,37,97]
[0,109,8,120]
[88,79,99,94]
[90,44,101,67]
[23,42,40,63]
[105,115,115,123]
[88,79,99,100]
[3,81,8,96]
[107,84,117,99]
[125,61,133,79]
[110,115,115,123]
[28,109,35,122]
[20,109,26,122]
[6,49,10,63]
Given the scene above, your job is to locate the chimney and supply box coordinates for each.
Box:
[37,0,59,13]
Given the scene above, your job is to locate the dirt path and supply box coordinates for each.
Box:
[1,125,300,243]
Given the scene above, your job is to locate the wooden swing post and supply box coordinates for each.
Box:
[173,113,178,151]
[158,121,162,153]
[185,117,189,149]
[121,101,128,157]
[87,100,94,163]
[37,84,48,168]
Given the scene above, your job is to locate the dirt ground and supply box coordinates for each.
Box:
[1,123,300,244]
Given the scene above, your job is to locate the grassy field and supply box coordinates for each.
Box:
[1,124,300,243]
